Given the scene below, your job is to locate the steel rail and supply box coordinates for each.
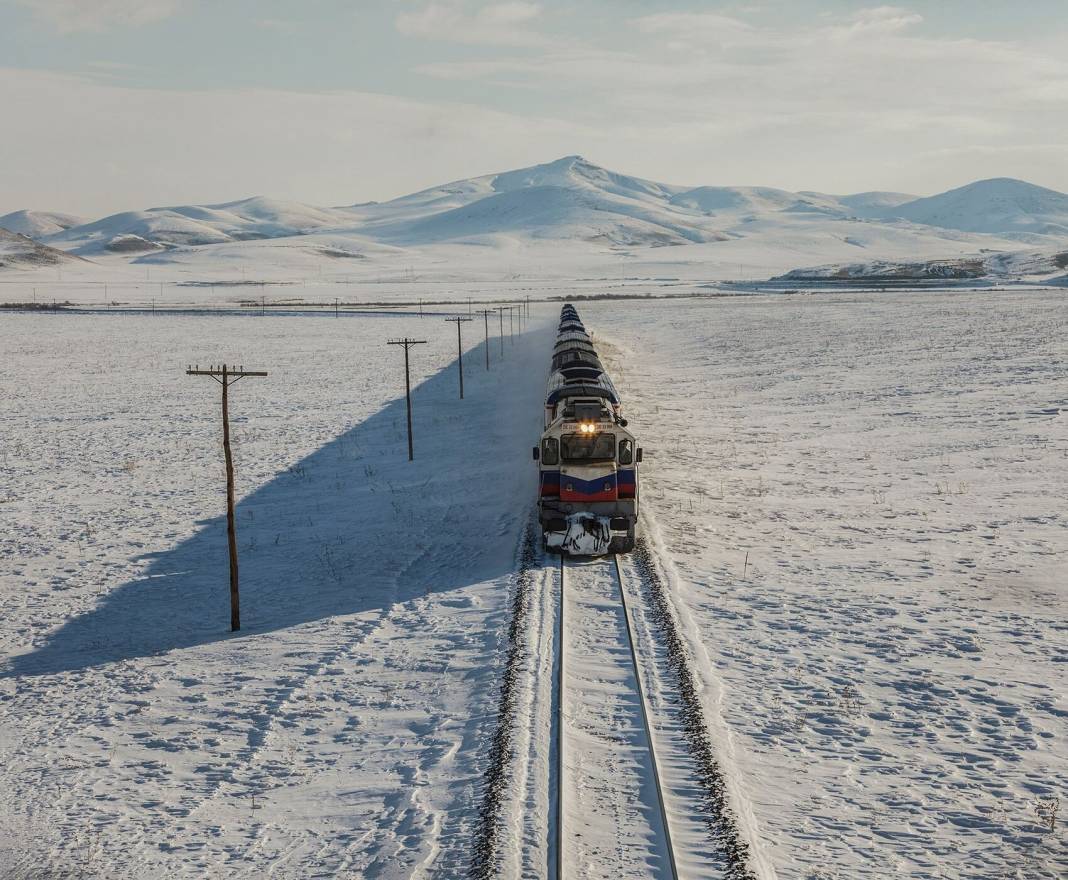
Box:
[554,554,680,880]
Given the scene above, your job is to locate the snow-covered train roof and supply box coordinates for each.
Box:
[555,330,591,345]
[545,383,618,406]
[551,348,601,370]
[547,370,617,399]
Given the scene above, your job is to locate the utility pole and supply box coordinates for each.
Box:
[335,297,339,318]
[495,307,506,358]
[477,309,493,370]
[444,315,473,399]
[387,338,427,460]
[508,305,515,342]
[186,363,268,632]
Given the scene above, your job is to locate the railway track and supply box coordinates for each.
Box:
[472,529,757,879]
[554,553,680,880]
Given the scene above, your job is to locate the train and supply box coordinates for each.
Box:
[534,304,642,555]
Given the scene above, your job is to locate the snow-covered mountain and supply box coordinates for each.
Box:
[46,197,359,254]
[0,228,88,269]
[7,158,1068,280]
[350,156,723,246]
[888,178,1068,238]
[0,210,86,238]
[834,191,917,217]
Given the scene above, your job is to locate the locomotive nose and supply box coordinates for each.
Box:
[559,467,617,502]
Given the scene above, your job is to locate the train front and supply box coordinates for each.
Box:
[535,305,641,555]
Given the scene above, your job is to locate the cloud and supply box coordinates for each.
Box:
[395,0,545,46]
[0,67,599,215]
[631,12,754,36]
[399,3,1068,194]
[12,0,185,32]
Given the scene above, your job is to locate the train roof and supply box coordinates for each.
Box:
[545,383,618,406]
[551,349,601,369]
[553,343,597,358]
[558,365,604,381]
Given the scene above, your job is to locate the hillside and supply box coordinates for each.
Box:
[46,197,359,254]
[7,158,1068,281]
[890,178,1068,238]
[0,228,88,270]
[0,210,86,238]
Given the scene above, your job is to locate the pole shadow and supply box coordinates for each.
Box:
[4,325,550,678]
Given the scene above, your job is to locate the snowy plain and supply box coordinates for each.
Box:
[0,310,548,877]
[0,285,1065,879]
[586,290,1068,878]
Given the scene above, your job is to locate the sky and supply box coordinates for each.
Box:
[2,0,1067,217]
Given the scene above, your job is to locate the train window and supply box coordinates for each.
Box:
[618,438,633,465]
[541,437,559,465]
[560,432,615,461]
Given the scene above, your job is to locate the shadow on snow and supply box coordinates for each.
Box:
[5,327,550,678]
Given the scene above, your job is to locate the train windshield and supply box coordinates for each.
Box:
[560,432,616,461]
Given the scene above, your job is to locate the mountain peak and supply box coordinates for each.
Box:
[893,176,1068,236]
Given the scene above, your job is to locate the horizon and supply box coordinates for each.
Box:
[3,1,1068,216]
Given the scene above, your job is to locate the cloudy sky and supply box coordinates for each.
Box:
[2,0,1066,216]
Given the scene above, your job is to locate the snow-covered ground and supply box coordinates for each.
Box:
[586,289,1068,878]
[2,288,1066,878]
[0,310,549,877]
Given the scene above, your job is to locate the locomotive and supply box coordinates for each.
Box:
[533,305,641,555]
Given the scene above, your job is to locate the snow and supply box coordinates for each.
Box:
[7,158,1068,294]
[0,310,549,877]
[0,228,86,270]
[834,191,918,217]
[583,289,1068,879]
[560,558,674,878]
[0,210,86,238]
[890,177,1068,238]
[544,513,612,555]
[2,159,1067,878]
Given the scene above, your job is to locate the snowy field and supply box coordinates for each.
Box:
[586,289,1068,878]
[1,289,1066,878]
[0,309,549,877]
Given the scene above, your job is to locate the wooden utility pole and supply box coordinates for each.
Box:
[477,309,493,370]
[387,338,427,460]
[495,307,506,358]
[186,363,268,632]
[444,316,473,398]
[508,305,515,342]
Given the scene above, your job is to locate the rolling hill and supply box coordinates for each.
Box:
[5,158,1068,282]
[888,178,1068,238]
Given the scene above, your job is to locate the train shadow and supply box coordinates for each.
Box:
[4,327,549,679]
